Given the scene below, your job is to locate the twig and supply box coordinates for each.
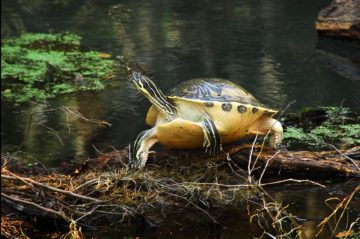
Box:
[259,178,326,188]
[1,192,70,221]
[74,204,136,223]
[13,106,111,157]
[258,151,281,185]
[163,191,218,224]
[226,153,247,179]
[33,123,64,146]
[329,144,360,172]
[180,182,250,188]
[276,100,296,120]
[62,107,112,127]
[1,173,102,203]
[248,133,259,183]
[317,185,360,238]
[74,179,100,191]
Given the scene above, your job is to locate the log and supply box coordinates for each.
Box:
[4,145,359,179]
[315,0,360,40]
[230,145,360,178]
[86,145,360,178]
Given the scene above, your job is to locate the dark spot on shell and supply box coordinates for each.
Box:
[222,103,232,112]
[252,108,258,114]
[237,105,247,113]
[204,101,214,107]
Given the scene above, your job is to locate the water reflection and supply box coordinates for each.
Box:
[86,181,359,239]
[2,0,360,165]
[2,1,360,238]
[258,54,287,106]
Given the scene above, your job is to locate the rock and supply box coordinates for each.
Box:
[316,0,360,40]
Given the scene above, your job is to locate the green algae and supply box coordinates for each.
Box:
[1,32,115,103]
[283,107,360,150]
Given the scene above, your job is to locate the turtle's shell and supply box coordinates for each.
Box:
[146,78,278,148]
[168,78,263,106]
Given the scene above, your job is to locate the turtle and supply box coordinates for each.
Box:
[129,71,283,169]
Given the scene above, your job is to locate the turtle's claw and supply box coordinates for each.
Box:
[128,152,146,169]
[128,144,145,169]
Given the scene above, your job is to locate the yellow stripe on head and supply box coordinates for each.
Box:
[132,71,178,120]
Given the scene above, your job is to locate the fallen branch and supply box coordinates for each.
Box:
[1,192,70,221]
[1,172,102,203]
[229,145,360,178]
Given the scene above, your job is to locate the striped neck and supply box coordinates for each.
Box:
[132,72,177,120]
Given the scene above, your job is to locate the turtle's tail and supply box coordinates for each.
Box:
[132,71,177,120]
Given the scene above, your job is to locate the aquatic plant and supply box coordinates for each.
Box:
[1,33,116,103]
[283,107,360,150]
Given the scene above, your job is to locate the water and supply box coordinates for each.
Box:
[1,1,360,238]
[2,0,360,165]
[96,181,358,239]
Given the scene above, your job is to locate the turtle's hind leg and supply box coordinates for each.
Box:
[265,118,284,148]
[254,118,284,149]
[129,128,158,169]
[201,118,222,155]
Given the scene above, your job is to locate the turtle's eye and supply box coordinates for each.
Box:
[132,71,143,85]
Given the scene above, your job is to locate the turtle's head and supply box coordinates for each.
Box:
[132,71,152,95]
[131,71,177,120]
[131,71,164,98]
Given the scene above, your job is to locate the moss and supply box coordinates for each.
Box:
[1,32,116,103]
[10,32,80,45]
[283,107,360,150]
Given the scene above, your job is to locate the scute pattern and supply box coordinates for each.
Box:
[169,78,263,106]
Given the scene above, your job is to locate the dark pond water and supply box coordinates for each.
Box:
[1,0,360,238]
[87,181,359,239]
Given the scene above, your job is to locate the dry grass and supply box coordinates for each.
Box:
[1,138,358,238]
[0,141,306,238]
[316,185,360,238]
[1,216,30,239]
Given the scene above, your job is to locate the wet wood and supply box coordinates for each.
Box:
[194,146,356,177]
[93,145,360,178]
[230,145,360,178]
[315,0,360,40]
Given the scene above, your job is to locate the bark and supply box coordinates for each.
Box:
[316,0,360,39]
[229,145,360,178]
[73,145,360,178]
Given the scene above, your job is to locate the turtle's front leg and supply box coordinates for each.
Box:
[201,118,222,155]
[129,128,158,169]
